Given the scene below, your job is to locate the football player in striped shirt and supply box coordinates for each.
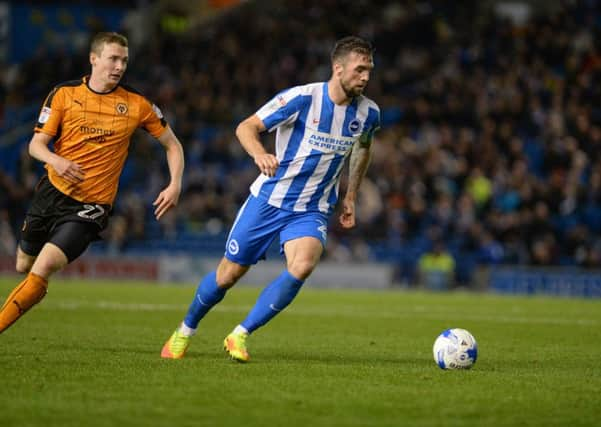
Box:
[0,32,184,334]
[162,36,380,362]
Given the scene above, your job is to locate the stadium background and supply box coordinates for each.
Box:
[0,0,600,296]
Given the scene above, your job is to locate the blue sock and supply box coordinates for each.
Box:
[183,271,226,329]
[241,270,304,333]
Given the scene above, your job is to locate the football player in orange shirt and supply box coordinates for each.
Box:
[0,32,185,334]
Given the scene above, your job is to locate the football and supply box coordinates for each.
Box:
[433,328,478,369]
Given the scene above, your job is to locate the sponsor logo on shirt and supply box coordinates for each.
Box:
[79,125,115,145]
[306,131,355,153]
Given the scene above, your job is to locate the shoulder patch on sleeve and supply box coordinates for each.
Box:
[38,106,52,124]
[152,104,164,119]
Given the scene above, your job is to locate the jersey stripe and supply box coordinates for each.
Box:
[365,107,380,137]
[341,98,359,137]
[261,92,304,131]
[326,178,341,209]
[282,149,324,208]
[318,82,334,133]
[305,153,345,212]
[255,96,311,203]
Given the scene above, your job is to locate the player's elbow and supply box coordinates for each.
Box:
[236,115,264,141]
[235,121,248,140]
[27,140,37,158]
[28,136,45,159]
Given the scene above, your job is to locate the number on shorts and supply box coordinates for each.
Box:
[77,204,106,220]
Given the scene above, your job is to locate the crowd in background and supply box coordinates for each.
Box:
[2,0,601,285]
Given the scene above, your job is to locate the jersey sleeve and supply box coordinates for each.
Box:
[255,87,306,132]
[358,105,381,147]
[34,87,65,136]
[139,97,168,138]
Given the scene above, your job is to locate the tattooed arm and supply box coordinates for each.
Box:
[339,134,373,229]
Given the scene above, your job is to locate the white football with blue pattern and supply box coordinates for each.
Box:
[433,328,478,369]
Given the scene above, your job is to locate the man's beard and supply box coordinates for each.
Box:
[340,80,363,98]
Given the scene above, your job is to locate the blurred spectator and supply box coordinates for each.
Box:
[3,0,601,283]
[0,210,17,255]
[418,240,456,290]
[104,215,129,256]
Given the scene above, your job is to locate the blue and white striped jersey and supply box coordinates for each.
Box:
[250,82,380,214]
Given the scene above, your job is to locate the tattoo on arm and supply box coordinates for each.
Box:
[347,141,372,197]
[358,131,372,149]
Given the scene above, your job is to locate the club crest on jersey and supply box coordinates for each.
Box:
[348,119,361,133]
[116,103,128,115]
[228,239,239,255]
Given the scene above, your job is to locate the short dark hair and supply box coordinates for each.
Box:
[331,36,374,63]
[90,32,128,55]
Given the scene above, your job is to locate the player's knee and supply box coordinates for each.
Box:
[216,269,243,288]
[216,260,248,288]
[15,248,36,274]
[31,258,64,278]
[288,259,317,281]
[30,249,68,278]
[15,258,33,274]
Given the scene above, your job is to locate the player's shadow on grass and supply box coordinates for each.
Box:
[76,342,425,367]
[256,351,422,366]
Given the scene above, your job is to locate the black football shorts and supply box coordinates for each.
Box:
[19,175,111,262]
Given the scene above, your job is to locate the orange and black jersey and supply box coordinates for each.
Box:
[34,76,168,206]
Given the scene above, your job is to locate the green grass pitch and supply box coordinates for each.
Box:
[0,277,599,427]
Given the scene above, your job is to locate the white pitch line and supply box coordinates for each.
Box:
[40,300,600,326]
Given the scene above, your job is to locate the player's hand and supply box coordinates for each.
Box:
[51,156,84,184]
[153,184,181,220]
[339,198,356,229]
[254,153,279,177]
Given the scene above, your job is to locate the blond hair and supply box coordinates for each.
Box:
[90,32,128,55]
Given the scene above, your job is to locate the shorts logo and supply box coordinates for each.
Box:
[348,119,361,133]
[116,103,128,115]
[228,239,239,255]
[316,220,328,241]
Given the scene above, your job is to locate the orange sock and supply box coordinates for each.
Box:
[0,272,48,334]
